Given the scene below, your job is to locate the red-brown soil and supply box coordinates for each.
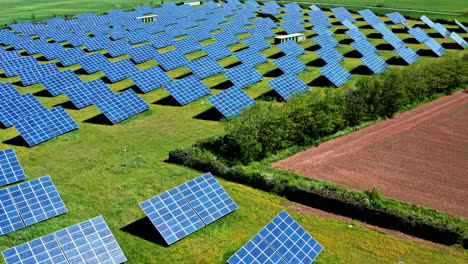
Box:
[273,91,468,217]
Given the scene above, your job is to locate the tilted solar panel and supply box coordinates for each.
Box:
[346,28,368,41]
[242,36,271,51]
[94,90,149,124]
[357,9,376,18]
[424,38,446,56]
[383,33,406,49]
[319,63,352,87]
[0,149,26,187]
[0,83,21,101]
[0,56,39,78]
[40,70,83,96]
[213,32,241,46]
[178,172,238,225]
[228,211,323,264]
[155,49,190,71]
[164,75,211,105]
[101,59,140,83]
[420,15,434,28]
[312,26,334,36]
[202,42,233,61]
[140,187,205,245]
[223,64,263,89]
[186,57,224,79]
[433,23,450,37]
[8,176,67,226]
[17,63,60,86]
[351,39,377,56]
[2,234,68,264]
[386,12,407,24]
[13,107,79,146]
[149,32,175,49]
[408,27,430,43]
[207,87,256,120]
[173,37,203,54]
[0,93,48,128]
[450,32,467,49]
[331,7,356,23]
[127,44,160,64]
[395,46,419,64]
[54,216,127,264]
[315,47,344,64]
[273,55,307,75]
[276,40,305,56]
[55,47,87,67]
[64,79,114,109]
[312,34,339,48]
[0,189,25,236]
[455,20,468,33]
[130,66,173,93]
[360,53,388,74]
[268,74,309,101]
[342,20,357,30]
[116,89,150,117]
[234,48,268,67]
[280,22,306,34]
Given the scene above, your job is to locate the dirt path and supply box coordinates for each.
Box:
[273,91,468,217]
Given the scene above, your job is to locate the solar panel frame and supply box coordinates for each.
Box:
[223,64,263,89]
[0,189,25,236]
[424,38,446,56]
[408,27,430,43]
[360,53,388,74]
[129,66,173,93]
[0,149,26,187]
[164,75,211,105]
[8,176,68,226]
[395,46,419,64]
[433,23,450,37]
[54,216,127,264]
[186,56,224,79]
[455,20,468,33]
[273,55,307,75]
[207,87,256,120]
[450,32,467,49]
[202,42,233,61]
[267,74,309,101]
[319,63,352,87]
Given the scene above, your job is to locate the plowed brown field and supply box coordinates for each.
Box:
[273,91,468,217]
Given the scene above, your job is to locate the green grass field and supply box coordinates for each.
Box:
[0,4,467,264]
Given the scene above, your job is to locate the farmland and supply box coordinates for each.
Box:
[273,90,468,218]
[0,0,467,264]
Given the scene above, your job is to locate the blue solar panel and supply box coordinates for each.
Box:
[450,32,467,49]
[455,20,468,33]
[17,63,60,86]
[316,47,344,64]
[177,172,238,225]
[186,57,224,79]
[424,38,446,56]
[94,90,150,124]
[40,70,83,96]
[155,49,190,71]
[352,39,377,55]
[130,66,172,93]
[0,93,48,128]
[420,15,434,28]
[223,64,263,89]
[207,87,256,120]
[342,20,357,30]
[361,53,388,74]
[105,39,133,57]
[0,56,39,78]
[312,34,339,48]
[140,187,205,245]
[101,59,140,83]
[310,4,321,11]
[127,44,159,63]
[202,42,233,61]
[64,79,114,109]
[357,9,376,18]
[149,32,175,49]
[268,74,309,101]
[273,55,307,75]
[0,189,25,236]
[280,22,306,34]
[386,12,407,24]
[242,36,271,51]
[164,75,211,105]
[331,7,356,23]
[0,149,26,187]
[2,233,68,264]
[395,47,419,64]
[0,83,21,101]
[276,40,305,56]
[383,33,406,49]
[173,37,202,55]
[433,23,450,37]
[213,32,241,46]
[235,48,268,67]
[408,27,430,43]
[319,63,352,87]
[8,176,66,226]
[55,47,87,67]
[55,216,127,264]
[228,211,323,264]
[13,107,79,147]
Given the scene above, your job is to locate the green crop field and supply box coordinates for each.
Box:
[0,2,467,264]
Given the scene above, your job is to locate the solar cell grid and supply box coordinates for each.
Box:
[357,9,375,18]
[127,44,159,64]
[155,49,189,71]
[309,4,321,11]
[247,26,276,38]
[0,93,48,128]
[149,32,175,49]
[186,57,224,79]
[386,12,407,24]
[207,87,256,119]
[55,47,87,67]
[17,63,59,86]
[40,70,83,96]
[316,47,345,64]
[342,20,357,30]
[173,37,203,54]
[130,66,173,93]
[0,189,25,236]
[276,40,305,56]
[242,36,271,51]
[252,18,277,29]
[273,55,307,75]
[0,149,26,187]
[455,20,468,33]
[331,7,356,23]
[433,23,450,37]
[115,89,150,117]
[54,216,127,264]
[420,15,434,28]
[450,32,467,49]
[408,27,429,43]
[2,233,68,264]
[383,33,406,49]
[424,38,446,56]
[228,234,288,264]
[319,63,352,87]
[268,74,309,101]
[360,53,388,74]
[0,56,39,78]
[220,23,248,35]
[346,28,367,41]
[0,83,21,100]
[235,48,268,67]
[105,40,133,57]
[139,187,205,245]
[164,75,211,105]
[101,59,139,83]
[351,39,377,55]
[178,172,238,225]
[395,46,419,64]
[202,42,233,61]
[280,22,306,34]
[312,34,339,48]
[223,64,263,89]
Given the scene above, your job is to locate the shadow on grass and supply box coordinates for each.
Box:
[33,89,54,97]
[417,49,439,57]
[308,76,335,87]
[193,107,224,121]
[54,101,79,110]
[120,217,168,247]
[263,68,284,78]
[306,58,326,67]
[442,42,464,50]
[83,113,113,125]
[344,50,362,58]
[339,38,353,45]
[403,37,420,44]
[350,65,373,75]
[153,96,182,106]
[255,89,285,102]
[3,136,29,147]
[211,80,234,90]
[386,57,408,66]
[268,52,285,59]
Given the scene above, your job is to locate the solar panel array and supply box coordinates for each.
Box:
[129,66,172,93]
[0,148,26,187]
[94,89,150,124]
[395,47,420,64]
[2,216,127,264]
[424,38,446,56]
[207,88,256,120]
[140,172,238,245]
[319,63,352,87]
[361,53,389,74]
[228,211,323,264]
[0,176,67,236]
[450,32,467,49]
[223,64,264,89]
[273,55,307,75]
[268,74,310,101]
